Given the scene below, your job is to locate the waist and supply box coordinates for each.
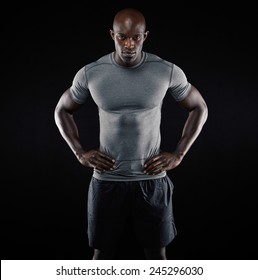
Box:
[93,159,166,181]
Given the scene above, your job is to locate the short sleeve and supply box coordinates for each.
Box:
[70,66,90,104]
[167,64,191,101]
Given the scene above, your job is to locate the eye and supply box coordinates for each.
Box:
[117,34,126,40]
[133,35,142,41]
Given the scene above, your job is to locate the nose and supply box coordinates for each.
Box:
[124,38,135,49]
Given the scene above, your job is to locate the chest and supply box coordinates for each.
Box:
[87,67,170,111]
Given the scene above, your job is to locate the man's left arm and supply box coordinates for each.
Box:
[144,85,208,175]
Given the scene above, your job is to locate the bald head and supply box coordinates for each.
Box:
[113,8,146,33]
[110,8,149,67]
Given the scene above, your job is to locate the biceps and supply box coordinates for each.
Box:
[179,85,206,111]
[58,89,82,113]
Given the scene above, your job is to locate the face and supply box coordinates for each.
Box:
[110,18,148,67]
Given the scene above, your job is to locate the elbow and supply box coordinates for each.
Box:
[54,103,65,127]
[201,101,208,124]
[54,105,61,126]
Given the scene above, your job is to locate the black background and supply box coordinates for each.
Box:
[2,1,258,260]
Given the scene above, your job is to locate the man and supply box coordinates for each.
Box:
[54,8,208,260]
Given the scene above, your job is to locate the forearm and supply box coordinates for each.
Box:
[175,106,208,157]
[54,109,84,156]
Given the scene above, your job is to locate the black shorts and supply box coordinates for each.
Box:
[87,176,177,250]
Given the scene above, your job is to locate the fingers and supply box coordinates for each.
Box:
[144,155,166,175]
[88,151,116,172]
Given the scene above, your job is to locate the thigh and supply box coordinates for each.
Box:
[87,177,128,249]
[133,176,177,248]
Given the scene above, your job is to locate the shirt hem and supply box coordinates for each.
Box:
[93,171,167,181]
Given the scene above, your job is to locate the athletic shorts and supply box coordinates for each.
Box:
[87,175,177,249]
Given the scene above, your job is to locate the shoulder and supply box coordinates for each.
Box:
[146,52,187,78]
[85,53,112,71]
[144,52,174,68]
[73,53,111,71]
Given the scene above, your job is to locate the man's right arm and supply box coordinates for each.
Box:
[54,88,115,172]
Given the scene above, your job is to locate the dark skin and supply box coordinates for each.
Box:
[54,8,208,259]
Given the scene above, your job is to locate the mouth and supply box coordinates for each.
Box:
[122,51,136,58]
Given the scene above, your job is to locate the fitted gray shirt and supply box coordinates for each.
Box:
[70,52,191,181]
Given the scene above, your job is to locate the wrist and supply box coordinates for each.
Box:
[74,148,85,158]
[174,151,185,161]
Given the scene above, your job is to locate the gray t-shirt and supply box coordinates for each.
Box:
[70,52,191,181]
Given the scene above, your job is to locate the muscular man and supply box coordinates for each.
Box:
[54,8,208,259]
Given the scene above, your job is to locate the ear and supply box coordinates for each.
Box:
[143,31,149,41]
[110,30,115,40]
